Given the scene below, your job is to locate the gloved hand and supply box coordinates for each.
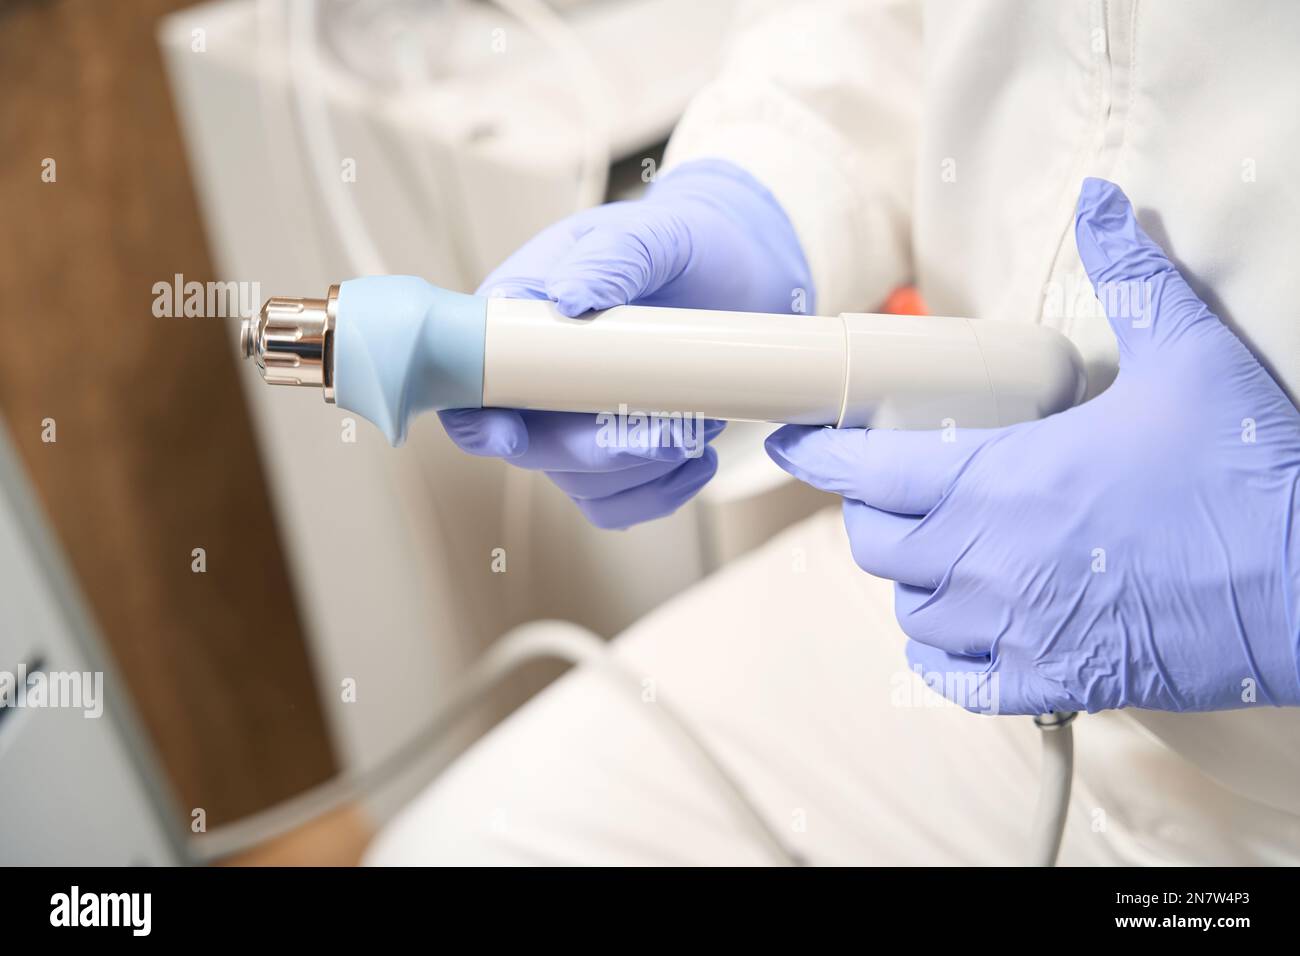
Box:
[766,178,1300,715]
[440,159,812,529]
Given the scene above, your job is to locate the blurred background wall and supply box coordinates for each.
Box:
[0,0,336,826]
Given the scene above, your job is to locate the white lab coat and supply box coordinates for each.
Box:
[368,0,1300,864]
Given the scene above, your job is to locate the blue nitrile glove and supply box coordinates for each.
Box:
[439,159,813,529]
[766,178,1300,715]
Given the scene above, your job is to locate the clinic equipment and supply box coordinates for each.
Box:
[0,420,187,865]
[238,276,1086,442]
[233,275,1085,866]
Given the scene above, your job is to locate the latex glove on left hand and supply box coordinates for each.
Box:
[766,178,1300,716]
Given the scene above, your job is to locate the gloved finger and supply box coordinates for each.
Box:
[766,424,995,515]
[439,407,528,458]
[980,658,1082,717]
[574,448,718,530]
[442,274,547,457]
[842,499,946,589]
[893,581,993,658]
[545,457,682,500]
[476,214,587,299]
[903,640,1000,715]
[475,277,549,300]
[544,209,693,317]
[506,411,721,472]
[1075,177,1220,358]
[593,415,725,459]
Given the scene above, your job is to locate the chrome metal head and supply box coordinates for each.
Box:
[241,284,339,403]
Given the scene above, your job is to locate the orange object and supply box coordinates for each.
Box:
[882,286,928,316]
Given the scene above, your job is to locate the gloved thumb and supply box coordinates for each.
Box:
[1074,177,1218,360]
[544,210,692,318]
[765,423,994,515]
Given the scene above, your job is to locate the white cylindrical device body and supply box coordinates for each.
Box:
[481,299,1085,429]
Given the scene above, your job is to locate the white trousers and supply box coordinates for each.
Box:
[367,508,1300,866]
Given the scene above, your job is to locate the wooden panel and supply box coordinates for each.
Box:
[0,0,337,827]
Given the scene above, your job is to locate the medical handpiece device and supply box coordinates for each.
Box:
[239,276,1086,444]
[238,274,1087,866]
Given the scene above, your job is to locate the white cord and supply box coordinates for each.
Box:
[191,620,802,866]
[193,632,1074,866]
[489,0,612,210]
[1029,711,1076,866]
[287,0,388,276]
[284,0,612,280]
[257,0,329,282]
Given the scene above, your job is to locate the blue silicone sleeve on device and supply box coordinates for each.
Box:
[333,276,487,445]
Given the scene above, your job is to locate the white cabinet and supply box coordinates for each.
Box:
[0,427,184,865]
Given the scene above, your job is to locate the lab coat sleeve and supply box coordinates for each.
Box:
[664,0,922,316]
